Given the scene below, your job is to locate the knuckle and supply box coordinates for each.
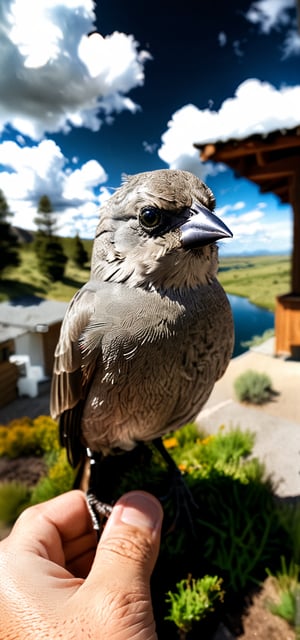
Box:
[101,530,153,566]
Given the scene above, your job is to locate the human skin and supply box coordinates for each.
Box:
[0,490,163,640]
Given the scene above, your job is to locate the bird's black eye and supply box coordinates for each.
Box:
[139,207,162,230]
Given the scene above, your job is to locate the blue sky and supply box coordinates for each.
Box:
[0,0,299,255]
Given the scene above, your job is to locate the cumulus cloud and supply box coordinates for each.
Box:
[158,104,227,180]
[281,28,300,57]
[245,0,300,58]
[0,0,151,139]
[0,138,110,237]
[245,0,295,33]
[158,79,300,175]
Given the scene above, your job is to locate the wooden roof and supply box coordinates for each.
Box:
[195,126,300,204]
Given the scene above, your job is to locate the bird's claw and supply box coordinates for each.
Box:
[86,491,113,535]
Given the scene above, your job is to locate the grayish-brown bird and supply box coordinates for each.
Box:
[50,169,234,502]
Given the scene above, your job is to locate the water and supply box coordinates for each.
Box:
[228,294,274,358]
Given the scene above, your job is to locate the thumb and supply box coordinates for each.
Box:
[78,491,163,640]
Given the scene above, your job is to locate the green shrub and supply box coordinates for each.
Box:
[241,328,274,349]
[169,425,257,481]
[30,449,76,504]
[195,475,287,591]
[0,482,30,525]
[234,369,274,404]
[0,415,59,458]
[165,574,224,634]
[266,557,300,630]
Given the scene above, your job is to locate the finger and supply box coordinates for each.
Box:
[9,490,96,568]
[92,491,163,580]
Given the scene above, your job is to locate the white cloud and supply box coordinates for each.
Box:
[0,139,109,236]
[281,28,300,57]
[0,0,151,139]
[245,0,295,33]
[158,79,300,176]
[158,104,227,180]
[245,0,300,58]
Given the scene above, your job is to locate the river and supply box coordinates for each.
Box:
[228,294,274,358]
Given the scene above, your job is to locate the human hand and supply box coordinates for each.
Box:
[0,489,163,639]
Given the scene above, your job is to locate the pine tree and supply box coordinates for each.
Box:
[39,238,68,281]
[72,233,88,268]
[34,195,58,237]
[34,195,67,281]
[0,189,20,278]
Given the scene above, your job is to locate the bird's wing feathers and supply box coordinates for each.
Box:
[51,282,98,418]
[51,280,172,466]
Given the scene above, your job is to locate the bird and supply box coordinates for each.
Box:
[50,169,234,525]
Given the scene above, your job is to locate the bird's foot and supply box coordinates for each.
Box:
[86,491,113,536]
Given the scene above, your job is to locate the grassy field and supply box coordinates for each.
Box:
[0,241,92,303]
[218,254,291,311]
[0,244,291,312]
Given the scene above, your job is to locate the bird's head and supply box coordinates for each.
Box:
[91,170,232,291]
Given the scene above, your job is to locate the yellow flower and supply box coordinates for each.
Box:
[163,436,178,449]
[178,463,188,472]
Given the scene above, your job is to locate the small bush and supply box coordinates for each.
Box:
[169,425,257,481]
[165,574,224,634]
[0,415,59,458]
[30,449,76,504]
[241,328,274,349]
[234,369,274,404]
[266,557,300,629]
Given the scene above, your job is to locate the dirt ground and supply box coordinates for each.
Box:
[238,577,296,640]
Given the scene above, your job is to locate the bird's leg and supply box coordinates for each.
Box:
[85,449,113,535]
[152,437,198,533]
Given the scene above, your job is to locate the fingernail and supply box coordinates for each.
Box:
[118,492,163,532]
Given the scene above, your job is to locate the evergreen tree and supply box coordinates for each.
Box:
[34,195,67,281]
[34,195,58,237]
[0,189,20,278]
[72,233,88,268]
[39,238,68,281]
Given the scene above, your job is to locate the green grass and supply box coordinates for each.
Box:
[218,254,291,311]
[0,244,291,311]
[0,242,92,302]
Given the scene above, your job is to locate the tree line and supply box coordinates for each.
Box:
[0,189,89,281]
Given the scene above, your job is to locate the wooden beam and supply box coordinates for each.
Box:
[197,132,300,161]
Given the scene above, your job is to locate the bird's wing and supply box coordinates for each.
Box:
[51,281,104,466]
[51,280,168,466]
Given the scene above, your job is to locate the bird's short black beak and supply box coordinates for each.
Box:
[180,202,233,248]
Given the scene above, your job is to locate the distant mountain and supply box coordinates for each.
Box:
[11,226,35,244]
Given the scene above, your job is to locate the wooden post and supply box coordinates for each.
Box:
[291,172,300,295]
